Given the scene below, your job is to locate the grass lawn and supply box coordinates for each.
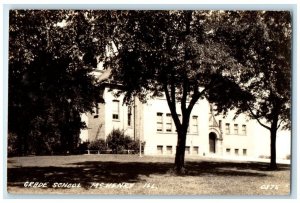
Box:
[7,154,290,195]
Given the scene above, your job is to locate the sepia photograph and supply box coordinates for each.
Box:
[6,8,292,196]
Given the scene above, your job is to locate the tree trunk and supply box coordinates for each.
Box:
[174,129,187,173]
[270,127,277,170]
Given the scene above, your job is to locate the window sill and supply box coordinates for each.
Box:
[225,133,247,136]
[188,133,199,136]
[156,131,176,134]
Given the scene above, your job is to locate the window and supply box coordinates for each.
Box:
[219,120,222,128]
[128,106,132,126]
[166,146,172,154]
[157,145,163,154]
[234,124,238,134]
[209,104,213,112]
[157,113,163,132]
[166,113,172,132]
[243,149,247,156]
[242,125,247,135]
[226,148,231,154]
[112,100,119,120]
[185,146,190,155]
[193,146,199,155]
[192,116,198,133]
[235,149,239,156]
[94,103,99,118]
[225,123,230,134]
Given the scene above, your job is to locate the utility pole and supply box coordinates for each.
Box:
[134,97,142,157]
[133,97,136,141]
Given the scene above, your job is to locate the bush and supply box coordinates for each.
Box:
[106,129,142,154]
[106,129,126,153]
[125,137,139,151]
[124,139,145,152]
[88,139,107,152]
[76,141,89,154]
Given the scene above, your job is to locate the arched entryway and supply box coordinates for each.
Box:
[209,132,217,153]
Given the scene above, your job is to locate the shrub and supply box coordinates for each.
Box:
[76,141,89,154]
[125,138,139,151]
[125,139,145,152]
[106,129,126,153]
[88,139,107,152]
[106,129,143,154]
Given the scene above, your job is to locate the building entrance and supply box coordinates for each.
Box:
[209,132,217,153]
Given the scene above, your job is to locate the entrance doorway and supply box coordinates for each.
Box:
[209,132,217,153]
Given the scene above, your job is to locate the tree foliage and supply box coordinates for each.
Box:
[206,11,291,169]
[99,10,291,171]
[8,10,106,155]
[8,10,291,171]
[102,11,240,172]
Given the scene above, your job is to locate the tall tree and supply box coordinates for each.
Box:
[207,11,291,169]
[8,10,106,155]
[103,11,236,173]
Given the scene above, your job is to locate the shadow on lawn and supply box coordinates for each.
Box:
[7,159,290,189]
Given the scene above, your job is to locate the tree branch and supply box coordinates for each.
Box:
[186,86,199,113]
[171,72,176,105]
[163,82,181,128]
[246,102,271,130]
[277,119,284,130]
[181,78,188,117]
[187,81,213,114]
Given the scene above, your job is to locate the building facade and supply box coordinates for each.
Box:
[80,86,291,160]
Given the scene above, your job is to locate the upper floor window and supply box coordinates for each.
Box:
[209,104,213,113]
[94,103,99,118]
[166,113,172,132]
[225,123,230,134]
[242,124,247,135]
[157,113,163,132]
[128,106,132,126]
[191,116,198,133]
[234,124,238,134]
[112,100,119,120]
